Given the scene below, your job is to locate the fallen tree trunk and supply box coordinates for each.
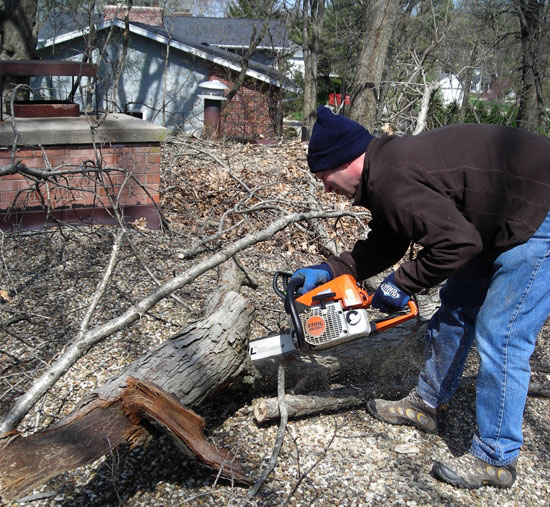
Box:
[0,208,364,435]
[253,392,368,423]
[248,285,441,395]
[251,377,550,425]
[1,377,251,501]
[0,268,442,502]
[0,261,255,502]
[250,282,548,425]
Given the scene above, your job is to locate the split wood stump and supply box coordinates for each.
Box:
[0,261,255,502]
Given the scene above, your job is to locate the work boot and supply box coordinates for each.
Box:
[367,389,438,433]
[432,453,517,489]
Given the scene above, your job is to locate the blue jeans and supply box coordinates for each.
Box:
[416,211,550,466]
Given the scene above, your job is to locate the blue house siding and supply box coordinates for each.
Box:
[36,29,210,132]
[35,17,299,137]
[113,34,209,131]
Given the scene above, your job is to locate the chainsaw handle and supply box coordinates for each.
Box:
[282,274,309,351]
[372,299,419,332]
[273,271,293,300]
[273,271,310,351]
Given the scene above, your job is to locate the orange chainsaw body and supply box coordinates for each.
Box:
[296,274,370,308]
[296,274,418,333]
[248,273,419,361]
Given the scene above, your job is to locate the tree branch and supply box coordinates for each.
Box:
[246,362,288,501]
[0,208,362,434]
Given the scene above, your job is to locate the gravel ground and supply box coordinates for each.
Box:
[1,138,549,506]
[13,361,549,507]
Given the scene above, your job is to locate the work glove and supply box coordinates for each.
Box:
[290,264,333,295]
[371,272,410,314]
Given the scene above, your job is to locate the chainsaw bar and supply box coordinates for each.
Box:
[248,330,297,361]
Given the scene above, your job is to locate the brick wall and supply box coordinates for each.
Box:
[102,5,192,25]
[0,142,161,229]
[209,70,282,139]
[103,5,164,26]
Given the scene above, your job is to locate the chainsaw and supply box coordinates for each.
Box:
[248,271,418,361]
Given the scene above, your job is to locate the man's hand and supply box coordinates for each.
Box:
[290,264,333,294]
[371,272,410,314]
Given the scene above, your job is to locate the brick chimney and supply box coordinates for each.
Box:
[103,4,164,26]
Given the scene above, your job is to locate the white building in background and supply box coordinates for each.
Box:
[437,73,464,105]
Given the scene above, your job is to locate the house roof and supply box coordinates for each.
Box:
[37,18,299,93]
[38,13,290,50]
[37,11,102,41]
[164,16,289,50]
[132,20,297,90]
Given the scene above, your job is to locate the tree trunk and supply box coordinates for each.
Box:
[0,267,441,502]
[301,0,325,141]
[458,41,478,124]
[0,377,252,502]
[252,376,549,425]
[253,392,368,423]
[0,261,255,502]
[223,13,273,105]
[109,0,132,114]
[414,81,440,135]
[0,0,38,60]
[0,0,39,104]
[0,208,372,435]
[513,0,548,133]
[349,0,399,129]
[248,282,441,396]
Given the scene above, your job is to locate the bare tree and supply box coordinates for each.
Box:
[372,0,461,133]
[300,0,325,141]
[511,0,549,133]
[349,0,399,128]
[224,0,278,104]
[107,1,133,113]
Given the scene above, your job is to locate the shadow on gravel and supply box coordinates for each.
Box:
[520,394,550,462]
[365,374,478,458]
[59,435,238,506]
[437,387,477,457]
[58,397,253,506]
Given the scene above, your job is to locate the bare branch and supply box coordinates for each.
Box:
[0,207,362,434]
[246,362,288,501]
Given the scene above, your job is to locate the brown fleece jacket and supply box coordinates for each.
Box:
[325,123,550,294]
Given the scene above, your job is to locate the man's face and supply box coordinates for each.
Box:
[314,161,362,199]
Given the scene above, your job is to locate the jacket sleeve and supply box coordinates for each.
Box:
[327,164,485,294]
[324,218,410,281]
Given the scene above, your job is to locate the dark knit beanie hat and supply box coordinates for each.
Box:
[307,106,373,173]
